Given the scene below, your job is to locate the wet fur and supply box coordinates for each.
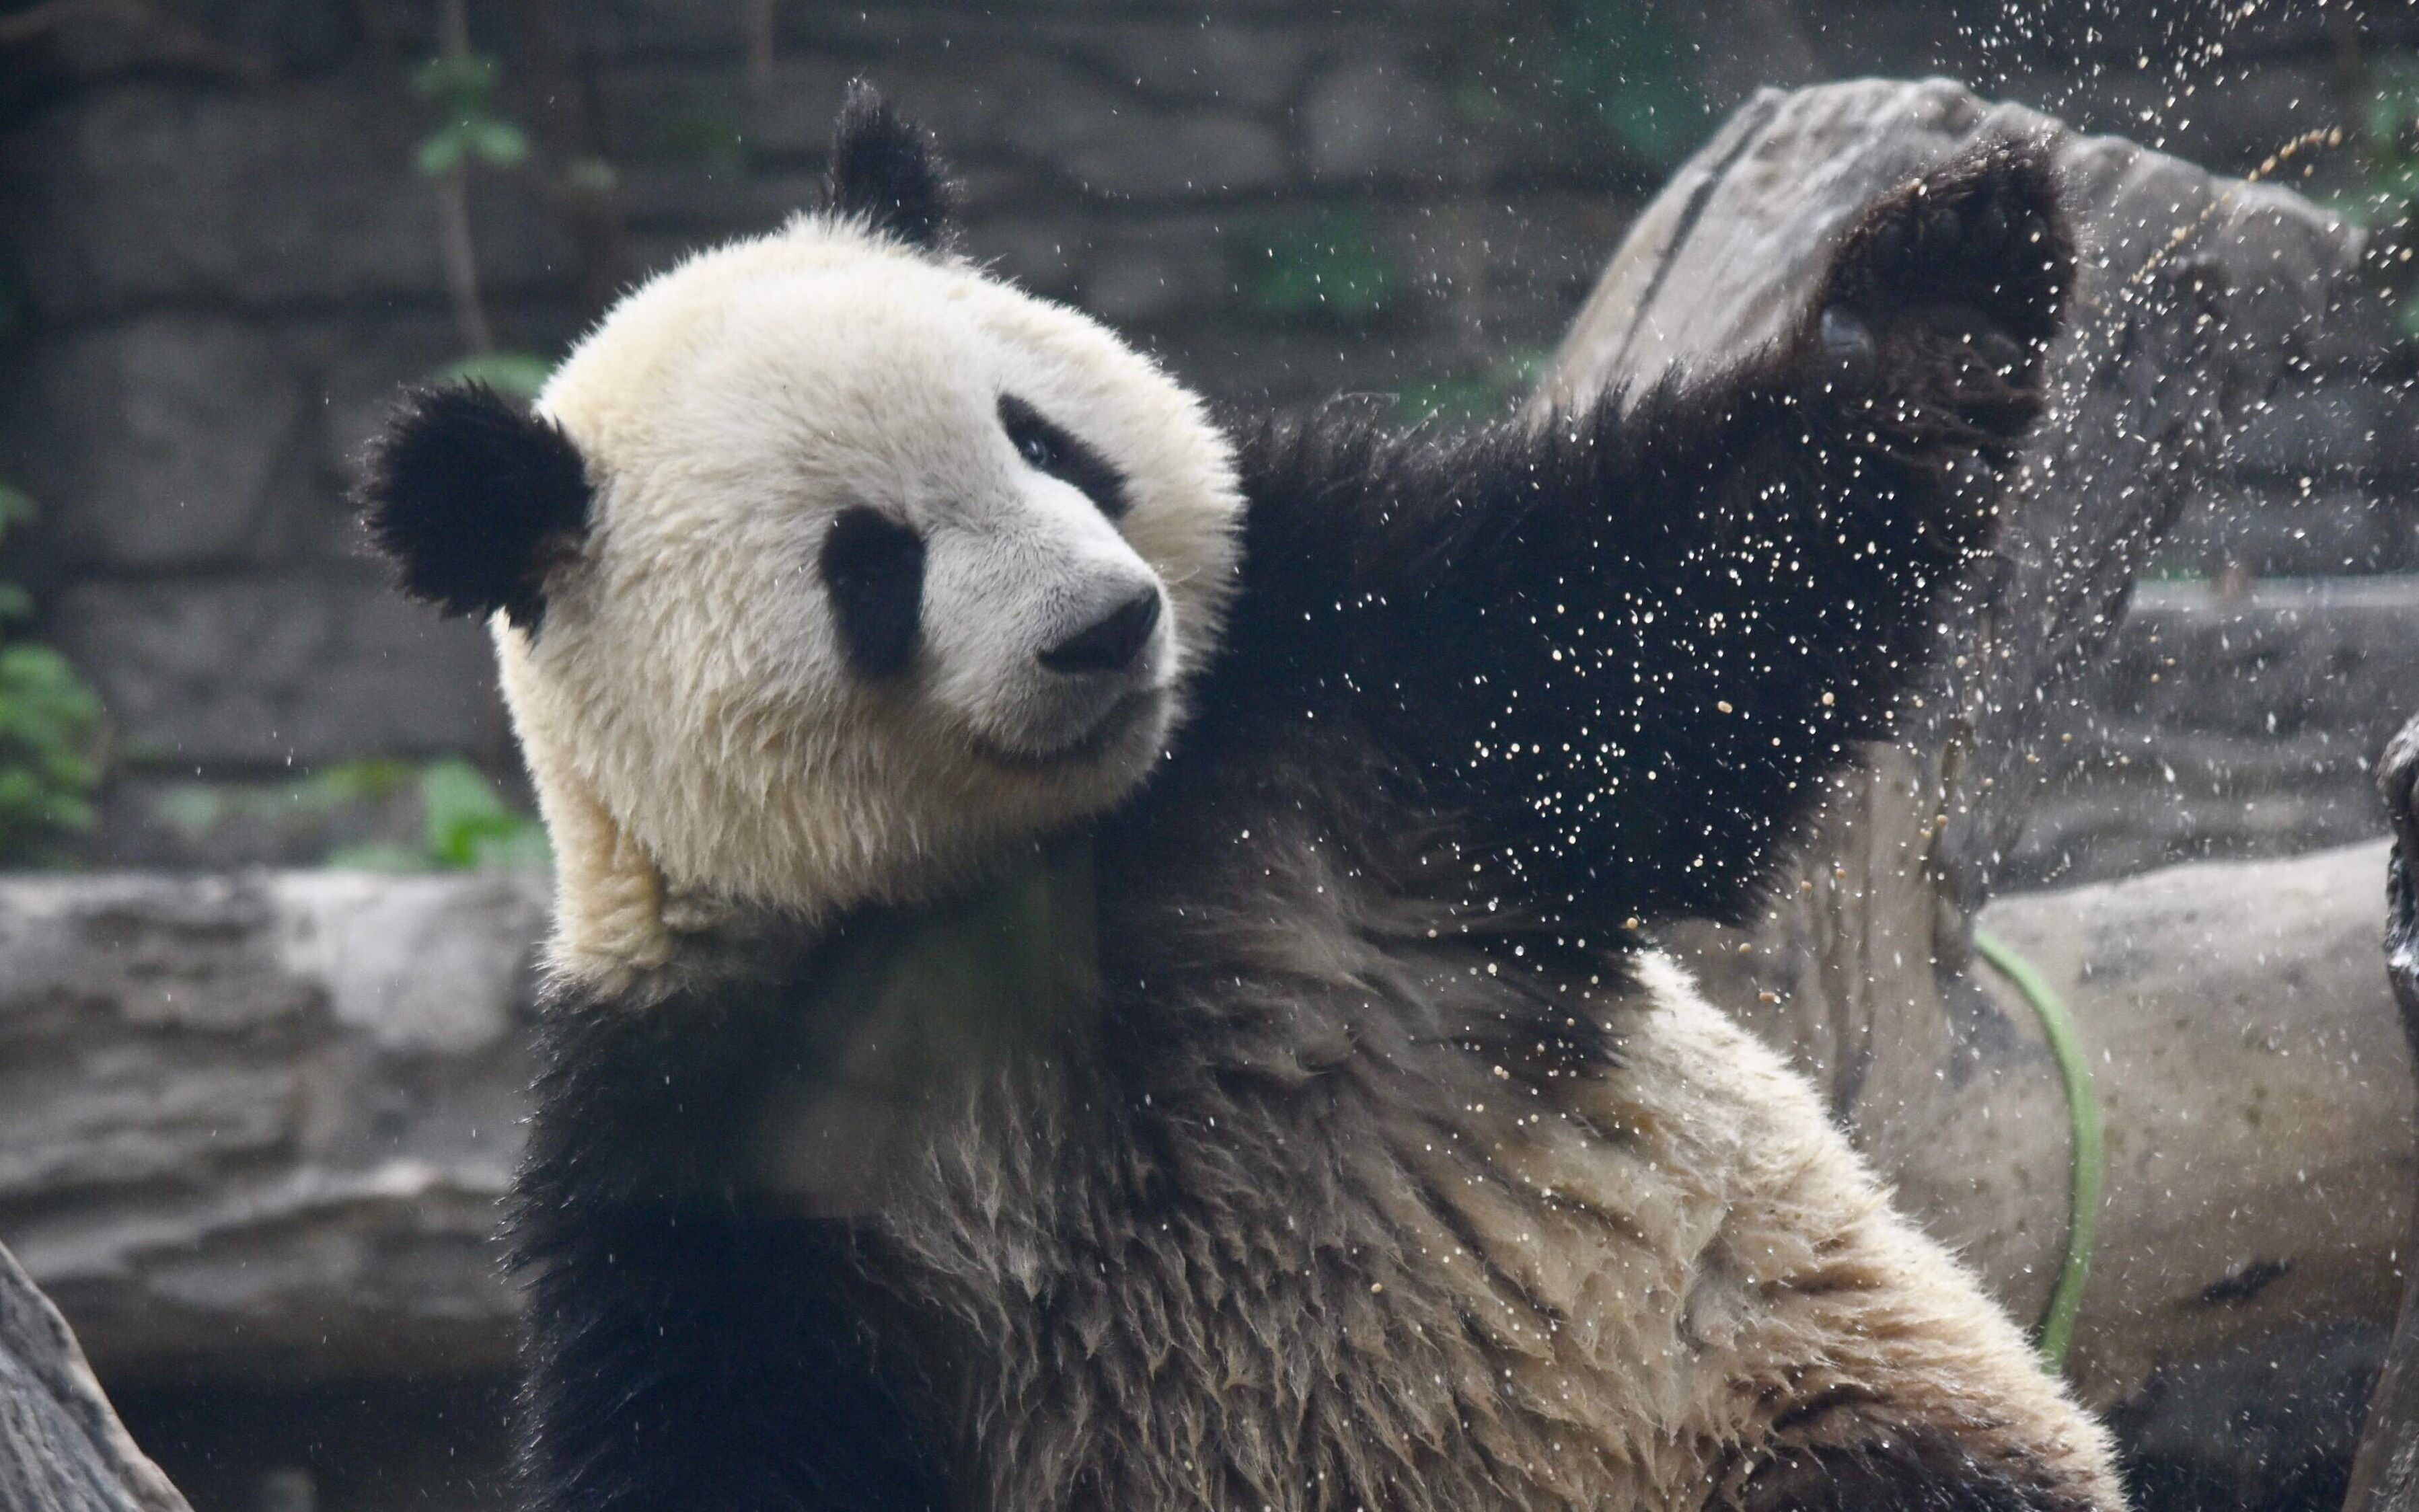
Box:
[463,106,2122,1512]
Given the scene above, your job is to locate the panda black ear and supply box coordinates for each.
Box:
[824,79,956,252]
[357,383,591,632]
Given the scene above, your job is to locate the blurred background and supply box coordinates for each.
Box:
[2,3,2418,1511]
[1,0,2413,878]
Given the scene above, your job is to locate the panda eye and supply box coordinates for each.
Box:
[998,393,1131,520]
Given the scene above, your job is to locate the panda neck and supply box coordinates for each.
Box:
[574,829,1107,1016]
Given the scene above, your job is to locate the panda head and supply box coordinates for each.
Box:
[359,84,1242,975]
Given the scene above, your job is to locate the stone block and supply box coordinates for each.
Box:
[1075,215,1232,324]
[1085,20,1314,111]
[0,317,312,574]
[1298,56,1453,184]
[298,313,491,487]
[1000,69,1288,200]
[52,579,500,769]
[0,78,574,320]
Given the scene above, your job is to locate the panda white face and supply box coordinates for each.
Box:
[488,221,1242,945]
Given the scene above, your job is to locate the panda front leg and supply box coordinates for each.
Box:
[1578,962,2126,1512]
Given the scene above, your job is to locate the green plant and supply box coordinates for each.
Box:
[412,49,531,177]
[1545,0,1706,169]
[1235,209,1399,325]
[328,757,550,871]
[410,20,556,388]
[0,484,102,863]
[2340,63,2419,341]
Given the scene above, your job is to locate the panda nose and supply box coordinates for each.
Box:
[1039,587,1161,675]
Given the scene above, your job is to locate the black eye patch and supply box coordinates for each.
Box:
[998,393,1131,520]
[819,506,926,679]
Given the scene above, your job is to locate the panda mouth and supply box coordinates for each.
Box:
[969,687,1165,771]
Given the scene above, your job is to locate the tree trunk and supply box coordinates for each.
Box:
[0,1238,188,1512]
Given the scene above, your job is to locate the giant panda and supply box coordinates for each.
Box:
[359,83,2120,1512]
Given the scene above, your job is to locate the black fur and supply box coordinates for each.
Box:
[999,393,1133,519]
[357,383,590,631]
[821,505,928,679]
[511,141,2079,1512]
[1179,143,2067,935]
[513,940,956,1512]
[1740,1432,2101,1512]
[826,80,957,252]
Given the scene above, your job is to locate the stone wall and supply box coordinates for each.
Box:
[1,0,2414,872]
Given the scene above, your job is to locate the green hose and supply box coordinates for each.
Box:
[1971,926,2103,1374]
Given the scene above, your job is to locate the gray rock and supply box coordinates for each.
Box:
[2091,576,2419,748]
[0,872,546,1384]
[0,317,311,574]
[2007,576,2419,886]
[52,580,500,768]
[2156,484,2419,578]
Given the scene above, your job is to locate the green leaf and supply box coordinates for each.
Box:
[327,842,437,873]
[468,823,552,870]
[419,758,511,867]
[468,118,531,167]
[0,636,102,862]
[301,757,418,807]
[416,128,469,177]
[149,785,229,840]
[564,156,620,195]
[665,110,750,169]
[437,350,554,400]
[0,482,36,536]
[413,52,500,107]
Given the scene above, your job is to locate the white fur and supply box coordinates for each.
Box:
[499,220,1242,979]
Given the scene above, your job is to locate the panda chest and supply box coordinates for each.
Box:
[739,853,1104,1217]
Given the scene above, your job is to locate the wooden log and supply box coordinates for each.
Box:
[0,1237,188,1512]
[2345,715,2419,1512]
[1540,75,2408,1425]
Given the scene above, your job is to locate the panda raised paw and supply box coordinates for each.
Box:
[1806,141,2071,466]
